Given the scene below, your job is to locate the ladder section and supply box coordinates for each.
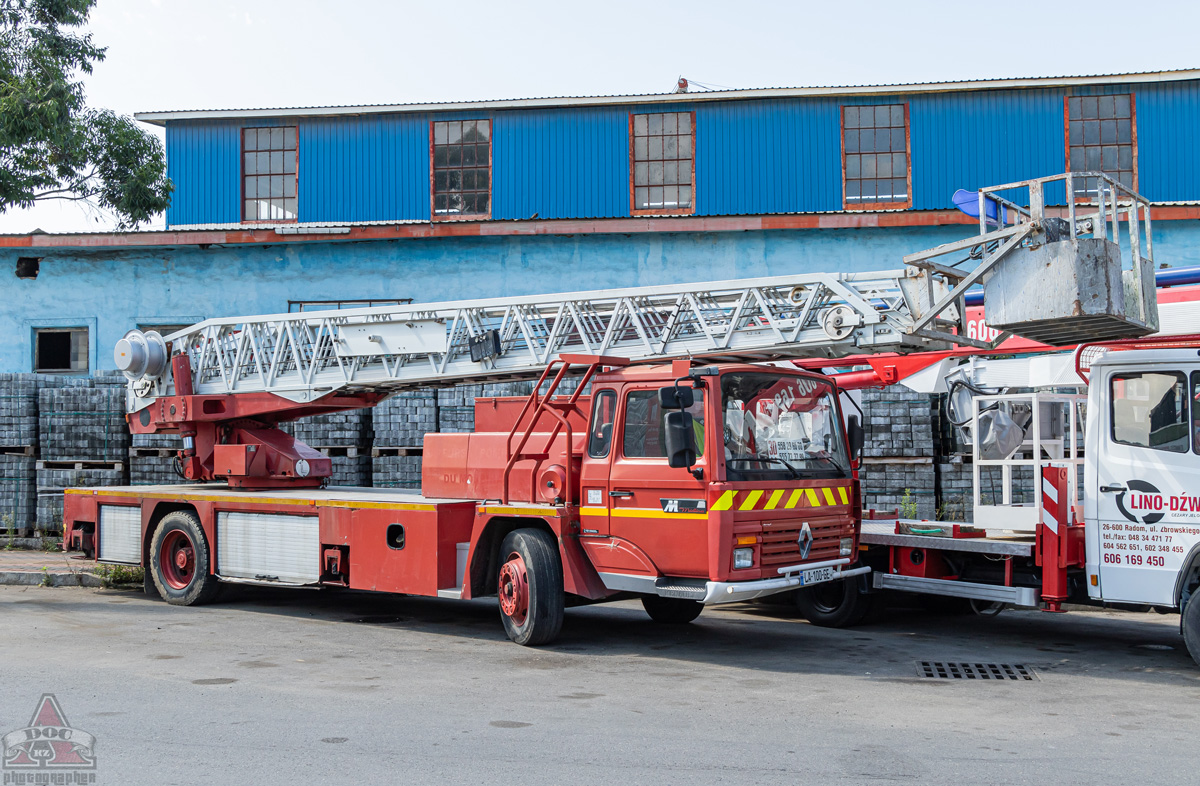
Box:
[124,268,965,406]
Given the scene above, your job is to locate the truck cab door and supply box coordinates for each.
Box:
[607,385,708,577]
[578,388,617,538]
[1094,365,1200,605]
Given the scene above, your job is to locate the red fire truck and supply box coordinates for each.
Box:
[62,172,1166,647]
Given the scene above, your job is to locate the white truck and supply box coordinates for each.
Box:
[802,334,1200,667]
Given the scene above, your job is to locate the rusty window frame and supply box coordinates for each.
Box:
[629,111,696,216]
[840,104,912,211]
[241,126,299,223]
[1064,94,1137,201]
[430,119,492,221]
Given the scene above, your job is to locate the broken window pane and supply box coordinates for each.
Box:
[431,119,491,217]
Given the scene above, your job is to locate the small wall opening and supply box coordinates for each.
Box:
[34,328,88,372]
[15,257,40,279]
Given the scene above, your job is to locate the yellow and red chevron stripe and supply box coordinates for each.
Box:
[710,484,851,512]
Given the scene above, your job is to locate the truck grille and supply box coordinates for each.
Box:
[760,518,852,568]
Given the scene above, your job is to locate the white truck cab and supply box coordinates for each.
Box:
[1085,348,1200,609]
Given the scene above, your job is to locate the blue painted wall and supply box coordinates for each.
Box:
[165,79,1200,227]
[5,220,1200,373]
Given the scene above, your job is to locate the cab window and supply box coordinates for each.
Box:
[1192,372,1200,454]
[623,388,704,458]
[1110,371,1189,453]
[587,390,617,458]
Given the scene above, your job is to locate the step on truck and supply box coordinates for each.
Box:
[61,172,1162,646]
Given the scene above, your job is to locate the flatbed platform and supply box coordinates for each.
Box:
[861,520,1035,557]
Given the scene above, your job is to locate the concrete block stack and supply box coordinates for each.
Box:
[370,453,423,490]
[0,455,37,535]
[437,381,537,434]
[36,380,129,533]
[129,432,181,486]
[0,374,40,535]
[857,386,939,520]
[370,389,437,489]
[435,385,481,433]
[372,389,439,448]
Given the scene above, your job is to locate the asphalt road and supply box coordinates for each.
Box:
[1,585,1197,785]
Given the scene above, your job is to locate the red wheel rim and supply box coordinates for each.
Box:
[159,530,197,590]
[498,552,529,625]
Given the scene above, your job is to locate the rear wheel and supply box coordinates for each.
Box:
[149,511,220,606]
[497,529,564,646]
[1183,594,1200,667]
[796,576,872,628]
[642,595,704,624]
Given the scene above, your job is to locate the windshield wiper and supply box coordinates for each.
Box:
[727,454,802,478]
[811,454,847,475]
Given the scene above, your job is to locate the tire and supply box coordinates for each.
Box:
[642,595,704,624]
[796,576,872,628]
[1183,594,1200,668]
[149,511,221,606]
[497,529,564,646]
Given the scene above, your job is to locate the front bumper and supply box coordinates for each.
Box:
[701,559,872,605]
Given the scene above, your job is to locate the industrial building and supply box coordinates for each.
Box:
[2,69,1199,375]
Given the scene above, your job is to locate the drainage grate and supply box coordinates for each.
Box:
[917,661,1038,681]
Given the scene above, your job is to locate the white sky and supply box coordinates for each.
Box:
[2,0,1197,234]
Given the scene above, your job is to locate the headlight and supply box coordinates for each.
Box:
[295,458,311,478]
[733,547,754,569]
[840,537,854,556]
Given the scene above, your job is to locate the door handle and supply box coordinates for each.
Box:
[609,490,633,498]
[1100,484,1126,493]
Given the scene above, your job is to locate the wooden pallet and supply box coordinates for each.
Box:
[129,447,177,458]
[371,447,424,457]
[0,445,36,457]
[36,460,125,471]
[311,446,368,458]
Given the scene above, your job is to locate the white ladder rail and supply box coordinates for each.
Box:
[127,268,965,408]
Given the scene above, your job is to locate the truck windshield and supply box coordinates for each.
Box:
[721,372,849,481]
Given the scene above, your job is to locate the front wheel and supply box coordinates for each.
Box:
[642,595,704,624]
[149,511,220,606]
[795,576,873,628]
[1183,594,1200,667]
[497,529,564,646]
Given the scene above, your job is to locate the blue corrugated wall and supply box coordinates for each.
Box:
[492,107,630,220]
[164,78,1200,227]
[299,114,431,223]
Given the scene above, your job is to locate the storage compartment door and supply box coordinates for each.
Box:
[98,505,141,564]
[217,512,320,585]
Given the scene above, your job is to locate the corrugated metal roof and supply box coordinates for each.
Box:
[169,219,428,231]
[135,69,1200,125]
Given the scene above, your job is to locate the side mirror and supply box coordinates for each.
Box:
[664,410,697,468]
[658,385,694,410]
[847,414,865,461]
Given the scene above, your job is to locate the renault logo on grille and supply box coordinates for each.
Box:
[797,522,813,559]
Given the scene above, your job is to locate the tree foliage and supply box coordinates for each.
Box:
[0,0,172,229]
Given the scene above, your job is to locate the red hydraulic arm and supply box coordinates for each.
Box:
[128,354,387,489]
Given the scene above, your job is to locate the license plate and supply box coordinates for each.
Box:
[798,567,836,586]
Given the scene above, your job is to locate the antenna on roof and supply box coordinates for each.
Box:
[674,77,689,94]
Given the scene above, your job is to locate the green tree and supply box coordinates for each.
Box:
[0,0,171,229]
